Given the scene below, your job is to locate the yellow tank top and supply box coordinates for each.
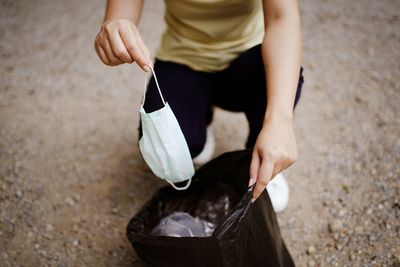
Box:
[155,0,265,73]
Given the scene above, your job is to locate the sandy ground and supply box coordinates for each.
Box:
[1,0,399,266]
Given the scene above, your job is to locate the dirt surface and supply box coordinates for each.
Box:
[1,0,399,266]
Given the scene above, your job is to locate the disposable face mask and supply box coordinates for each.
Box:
[138,67,195,190]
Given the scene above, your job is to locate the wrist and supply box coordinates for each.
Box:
[102,18,135,27]
[263,108,294,125]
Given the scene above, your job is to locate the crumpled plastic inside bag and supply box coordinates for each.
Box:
[150,211,216,237]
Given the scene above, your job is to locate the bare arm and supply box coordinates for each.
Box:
[262,0,302,121]
[250,0,302,200]
[95,0,152,71]
[103,0,144,25]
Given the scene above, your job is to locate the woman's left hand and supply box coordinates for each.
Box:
[249,114,298,201]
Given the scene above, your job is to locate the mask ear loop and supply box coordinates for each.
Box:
[141,67,167,107]
[166,178,192,191]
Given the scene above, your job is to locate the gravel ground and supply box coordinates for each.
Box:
[0,0,399,266]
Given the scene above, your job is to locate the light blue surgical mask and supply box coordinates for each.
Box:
[138,67,195,190]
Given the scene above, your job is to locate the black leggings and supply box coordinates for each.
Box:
[139,44,304,158]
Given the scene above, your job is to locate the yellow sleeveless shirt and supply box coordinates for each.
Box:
[155,0,265,73]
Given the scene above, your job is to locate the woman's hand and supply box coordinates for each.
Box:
[94,19,152,71]
[249,114,297,201]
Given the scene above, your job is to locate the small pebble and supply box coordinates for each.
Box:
[322,200,330,207]
[355,226,364,234]
[333,233,340,240]
[39,250,47,256]
[73,194,81,202]
[46,223,54,231]
[72,224,79,233]
[349,254,356,261]
[342,184,350,193]
[43,234,53,240]
[15,190,22,198]
[111,208,119,214]
[308,259,316,267]
[338,209,346,217]
[64,197,75,207]
[307,245,316,255]
[328,219,343,233]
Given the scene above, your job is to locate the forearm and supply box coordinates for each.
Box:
[261,2,301,122]
[104,0,144,25]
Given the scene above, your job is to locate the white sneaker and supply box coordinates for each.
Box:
[192,125,215,167]
[266,173,289,213]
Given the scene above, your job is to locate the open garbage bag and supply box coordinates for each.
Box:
[126,149,295,267]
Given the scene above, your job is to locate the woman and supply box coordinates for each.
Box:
[95,0,304,208]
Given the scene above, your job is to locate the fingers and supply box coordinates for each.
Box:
[252,160,274,202]
[137,33,153,67]
[251,154,297,202]
[103,39,123,66]
[119,26,151,71]
[94,19,152,70]
[109,30,134,63]
[249,151,260,187]
[95,41,108,65]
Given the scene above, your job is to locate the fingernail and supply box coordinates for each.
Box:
[143,66,150,72]
[248,177,255,187]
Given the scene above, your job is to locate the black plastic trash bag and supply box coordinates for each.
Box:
[126,149,295,267]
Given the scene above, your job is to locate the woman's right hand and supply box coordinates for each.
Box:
[94,19,152,71]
